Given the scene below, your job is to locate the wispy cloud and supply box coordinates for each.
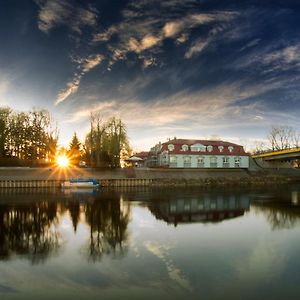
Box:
[263,44,300,68]
[92,1,238,66]
[55,54,103,105]
[65,77,288,129]
[35,0,98,34]
[233,42,300,75]
[184,39,209,58]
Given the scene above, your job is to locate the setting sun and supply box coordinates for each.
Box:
[56,155,69,168]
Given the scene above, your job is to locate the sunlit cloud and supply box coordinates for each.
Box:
[82,54,104,72]
[92,4,238,67]
[65,78,288,132]
[185,39,209,58]
[55,54,103,105]
[55,79,80,105]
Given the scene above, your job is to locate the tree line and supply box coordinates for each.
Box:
[0,107,58,165]
[0,107,131,168]
[253,125,300,154]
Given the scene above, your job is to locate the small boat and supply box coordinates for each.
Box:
[62,178,100,189]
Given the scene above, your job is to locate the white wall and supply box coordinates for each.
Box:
[165,154,249,169]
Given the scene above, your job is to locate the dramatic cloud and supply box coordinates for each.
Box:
[2,0,299,150]
[66,77,288,130]
[82,54,103,72]
[55,54,103,105]
[185,39,209,58]
[55,79,80,105]
[36,0,98,33]
[92,3,238,67]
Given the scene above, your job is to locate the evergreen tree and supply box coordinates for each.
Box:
[69,132,82,165]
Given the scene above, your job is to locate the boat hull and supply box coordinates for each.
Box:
[62,178,100,189]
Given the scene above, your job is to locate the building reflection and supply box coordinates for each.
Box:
[0,189,130,263]
[252,190,300,230]
[148,193,250,226]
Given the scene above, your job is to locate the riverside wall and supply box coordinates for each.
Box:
[0,166,299,188]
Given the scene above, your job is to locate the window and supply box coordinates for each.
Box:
[197,156,204,167]
[228,146,234,152]
[183,156,191,167]
[168,144,174,151]
[218,146,224,152]
[207,145,213,152]
[170,156,177,163]
[234,157,241,167]
[182,144,189,151]
[223,156,230,168]
[191,143,206,152]
[223,157,229,163]
[169,155,177,168]
[198,156,204,163]
[210,156,217,167]
[184,156,191,163]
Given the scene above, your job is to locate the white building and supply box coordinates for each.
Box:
[151,138,249,169]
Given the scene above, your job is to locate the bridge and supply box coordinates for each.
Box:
[252,148,300,161]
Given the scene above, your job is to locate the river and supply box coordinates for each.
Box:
[0,185,300,300]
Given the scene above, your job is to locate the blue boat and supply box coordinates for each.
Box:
[62,178,100,189]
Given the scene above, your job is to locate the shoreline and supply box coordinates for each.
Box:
[0,167,299,188]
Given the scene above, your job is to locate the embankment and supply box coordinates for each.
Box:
[0,167,299,188]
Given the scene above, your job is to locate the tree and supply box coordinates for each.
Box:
[0,108,11,157]
[268,125,298,151]
[84,114,130,168]
[68,132,82,166]
[0,106,58,165]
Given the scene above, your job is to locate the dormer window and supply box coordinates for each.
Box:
[218,146,224,152]
[228,146,234,153]
[168,144,174,151]
[191,143,206,152]
[207,145,213,152]
[182,144,189,151]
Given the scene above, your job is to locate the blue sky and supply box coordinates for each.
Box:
[0,0,300,150]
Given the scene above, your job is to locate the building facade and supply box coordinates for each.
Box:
[149,138,249,169]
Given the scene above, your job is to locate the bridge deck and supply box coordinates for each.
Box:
[252,148,300,160]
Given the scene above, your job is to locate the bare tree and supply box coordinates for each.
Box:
[268,125,297,151]
[252,140,267,154]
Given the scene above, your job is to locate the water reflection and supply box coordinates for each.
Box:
[148,193,250,226]
[0,190,130,263]
[252,190,300,230]
[85,194,130,261]
[0,200,59,263]
[1,187,300,264]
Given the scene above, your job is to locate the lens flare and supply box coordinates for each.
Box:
[56,155,69,167]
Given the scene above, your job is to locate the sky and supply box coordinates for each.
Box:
[0,0,300,151]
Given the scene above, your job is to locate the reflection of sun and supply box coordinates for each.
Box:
[56,155,69,168]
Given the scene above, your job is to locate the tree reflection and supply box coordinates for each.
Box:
[252,196,300,230]
[85,196,130,261]
[0,190,131,263]
[66,200,80,232]
[0,201,60,263]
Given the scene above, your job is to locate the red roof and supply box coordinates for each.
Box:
[133,151,149,159]
[159,138,247,156]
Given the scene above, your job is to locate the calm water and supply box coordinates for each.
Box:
[0,186,300,300]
